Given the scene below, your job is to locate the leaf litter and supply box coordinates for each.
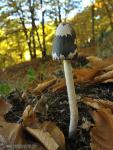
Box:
[1,56,113,149]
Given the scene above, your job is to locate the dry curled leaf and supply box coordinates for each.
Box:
[22,105,38,127]
[103,79,113,83]
[0,120,44,150]
[26,121,65,150]
[50,79,66,93]
[32,78,57,94]
[86,56,103,66]
[90,108,113,150]
[26,127,59,150]
[94,70,113,82]
[0,120,28,150]
[87,56,113,68]
[83,97,113,111]
[74,67,99,84]
[33,95,48,115]
[0,105,51,150]
[102,64,113,72]
[41,121,65,150]
[50,67,100,93]
[0,103,65,150]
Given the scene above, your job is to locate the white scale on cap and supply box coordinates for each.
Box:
[56,23,72,37]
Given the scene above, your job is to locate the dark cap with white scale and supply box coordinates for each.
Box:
[52,23,77,60]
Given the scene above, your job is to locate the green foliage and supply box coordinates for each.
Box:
[0,83,11,95]
[27,68,37,82]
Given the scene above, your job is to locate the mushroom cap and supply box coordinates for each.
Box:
[52,23,77,60]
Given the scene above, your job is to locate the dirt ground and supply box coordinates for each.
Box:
[4,82,113,150]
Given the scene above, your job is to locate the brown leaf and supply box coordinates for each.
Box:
[50,67,100,93]
[41,121,65,150]
[26,127,59,150]
[103,79,113,83]
[74,67,99,84]
[50,79,66,93]
[33,95,48,114]
[22,105,38,127]
[0,105,48,150]
[86,56,103,67]
[0,120,26,148]
[0,97,12,116]
[87,56,113,68]
[102,64,113,72]
[31,78,57,94]
[0,120,45,150]
[83,97,113,111]
[26,121,65,150]
[0,102,65,150]
[90,108,113,150]
[94,70,113,82]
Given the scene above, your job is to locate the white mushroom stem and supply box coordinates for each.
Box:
[63,60,78,138]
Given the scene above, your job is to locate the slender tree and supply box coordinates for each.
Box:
[40,0,47,57]
[91,4,95,44]
[2,0,43,60]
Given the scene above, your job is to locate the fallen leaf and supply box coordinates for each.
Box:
[94,70,113,82]
[50,79,66,93]
[32,78,57,94]
[103,79,113,83]
[22,105,38,127]
[0,104,52,150]
[41,121,65,150]
[0,120,45,150]
[74,67,99,84]
[83,97,113,111]
[33,95,48,115]
[26,121,65,150]
[90,108,113,150]
[102,64,113,72]
[86,56,103,67]
[26,127,59,150]
[0,120,27,148]
[0,97,12,116]
[87,56,113,68]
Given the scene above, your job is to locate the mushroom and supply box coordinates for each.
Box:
[52,23,78,138]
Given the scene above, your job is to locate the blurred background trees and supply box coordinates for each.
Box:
[0,0,113,67]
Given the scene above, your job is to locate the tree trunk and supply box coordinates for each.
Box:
[58,0,62,23]
[20,17,33,59]
[40,0,47,57]
[29,0,37,59]
[17,8,33,59]
[92,4,95,44]
[35,24,43,52]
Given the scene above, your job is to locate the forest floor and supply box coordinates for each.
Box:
[1,54,113,149]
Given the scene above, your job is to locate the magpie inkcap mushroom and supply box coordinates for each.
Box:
[52,23,78,139]
[52,23,77,60]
